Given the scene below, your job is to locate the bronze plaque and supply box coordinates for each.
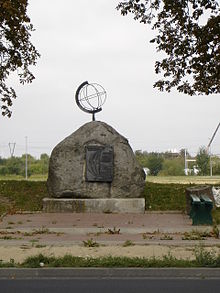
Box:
[85,145,113,182]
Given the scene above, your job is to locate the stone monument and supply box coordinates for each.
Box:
[43,81,146,213]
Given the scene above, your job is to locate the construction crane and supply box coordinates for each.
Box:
[207,122,220,150]
[207,122,220,176]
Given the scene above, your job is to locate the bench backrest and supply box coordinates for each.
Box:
[200,194,213,205]
[190,194,201,204]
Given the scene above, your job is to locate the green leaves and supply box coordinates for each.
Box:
[0,0,40,117]
[117,0,220,95]
[196,147,210,175]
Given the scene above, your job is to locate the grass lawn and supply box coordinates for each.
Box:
[1,175,220,185]
[147,176,220,185]
[0,174,47,181]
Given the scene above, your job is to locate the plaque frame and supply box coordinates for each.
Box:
[85,145,114,182]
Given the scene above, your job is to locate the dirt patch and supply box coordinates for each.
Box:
[0,245,202,263]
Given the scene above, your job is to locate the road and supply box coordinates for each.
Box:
[1,268,220,293]
[1,278,220,293]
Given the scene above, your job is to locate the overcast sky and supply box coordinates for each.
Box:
[0,0,220,158]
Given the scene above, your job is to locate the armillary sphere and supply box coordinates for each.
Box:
[75,81,107,121]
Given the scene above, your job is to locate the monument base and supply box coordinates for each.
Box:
[42,198,145,213]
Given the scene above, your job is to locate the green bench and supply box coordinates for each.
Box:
[190,194,213,225]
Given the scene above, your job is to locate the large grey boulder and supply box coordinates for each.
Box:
[47,121,145,198]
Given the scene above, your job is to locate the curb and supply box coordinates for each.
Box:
[0,268,220,279]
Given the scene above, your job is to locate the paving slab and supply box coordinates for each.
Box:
[0,211,193,229]
[0,212,219,262]
[0,211,218,245]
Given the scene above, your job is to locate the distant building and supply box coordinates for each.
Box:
[166,148,180,158]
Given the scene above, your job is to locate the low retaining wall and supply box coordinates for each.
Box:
[43,198,145,213]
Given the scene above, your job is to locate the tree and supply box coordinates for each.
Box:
[196,146,209,175]
[135,150,148,166]
[0,153,49,176]
[159,158,185,176]
[39,153,49,173]
[5,156,24,175]
[0,0,40,117]
[40,153,49,162]
[210,155,220,175]
[147,153,163,175]
[117,0,220,96]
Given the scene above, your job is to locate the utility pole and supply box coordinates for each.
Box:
[184,149,188,175]
[25,136,28,180]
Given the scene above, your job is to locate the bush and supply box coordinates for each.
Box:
[194,245,220,267]
[0,180,48,213]
[144,182,187,210]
